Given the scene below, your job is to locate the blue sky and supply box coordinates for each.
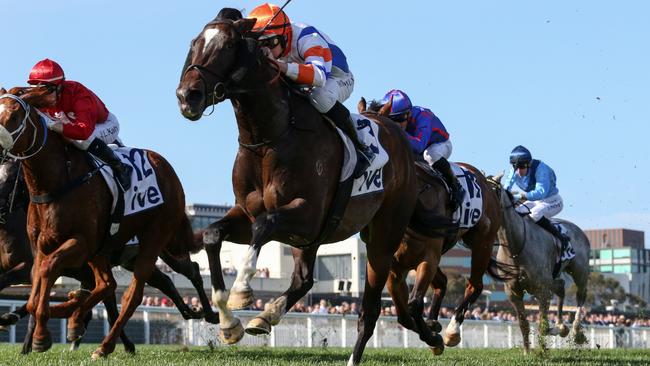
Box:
[2,1,649,242]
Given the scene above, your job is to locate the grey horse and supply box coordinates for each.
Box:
[488,173,589,352]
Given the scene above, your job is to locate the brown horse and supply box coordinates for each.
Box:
[0,87,207,359]
[176,9,441,365]
[359,98,502,353]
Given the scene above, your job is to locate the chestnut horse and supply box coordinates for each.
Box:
[0,87,207,359]
[359,98,502,353]
[0,162,219,354]
[176,10,440,365]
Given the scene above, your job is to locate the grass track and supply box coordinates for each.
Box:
[0,345,648,366]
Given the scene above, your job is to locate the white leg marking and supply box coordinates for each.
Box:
[447,317,459,334]
[232,246,258,292]
[212,288,237,328]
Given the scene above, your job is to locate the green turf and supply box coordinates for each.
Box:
[0,345,648,366]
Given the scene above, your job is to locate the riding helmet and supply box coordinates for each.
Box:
[28,59,65,85]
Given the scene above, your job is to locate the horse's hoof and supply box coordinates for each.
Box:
[67,323,86,342]
[124,342,136,355]
[443,331,461,347]
[574,331,587,345]
[91,349,106,361]
[227,290,254,310]
[559,324,570,338]
[430,346,444,356]
[245,317,271,336]
[220,319,245,345]
[0,312,20,326]
[32,334,53,353]
[425,319,443,334]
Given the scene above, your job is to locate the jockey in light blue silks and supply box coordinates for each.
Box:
[504,145,574,261]
[379,89,465,211]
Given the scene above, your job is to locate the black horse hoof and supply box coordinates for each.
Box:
[123,342,136,355]
[32,335,53,353]
[0,312,20,326]
[204,311,220,325]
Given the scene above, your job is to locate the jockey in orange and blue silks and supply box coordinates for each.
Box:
[27,58,133,190]
[380,89,465,210]
[248,3,374,178]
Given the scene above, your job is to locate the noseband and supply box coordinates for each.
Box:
[0,93,49,161]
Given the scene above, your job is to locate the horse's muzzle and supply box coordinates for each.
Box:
[176,87,204,121]
[0,125,14,151]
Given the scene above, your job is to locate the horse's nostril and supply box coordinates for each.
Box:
[187,90,203,104]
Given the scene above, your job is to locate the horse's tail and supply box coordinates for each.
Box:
[486,257,519,282]
[171,215,204,255]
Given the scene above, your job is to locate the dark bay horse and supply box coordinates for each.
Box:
[0,87,209,359]
[359,98,502,353]
[0,160,31,293]
[176,11,436,365]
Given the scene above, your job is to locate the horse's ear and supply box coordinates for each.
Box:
[235,18,257,34]
[0,87,6,94]
[378,96,392,117]
[20,86,51,108]
[358,97,367,113]
[494,171,505,184]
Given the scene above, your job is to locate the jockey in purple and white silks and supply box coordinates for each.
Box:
[248,3,374,177]
[379,89,465,211]
[504,145,574,260]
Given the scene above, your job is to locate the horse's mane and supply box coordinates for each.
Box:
[367,99,384,113]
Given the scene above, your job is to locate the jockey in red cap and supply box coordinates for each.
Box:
[27,58,133,190]
[248,3,374,177]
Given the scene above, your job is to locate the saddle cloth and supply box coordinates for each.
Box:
[451,164,483,229]
[550,220,577,262]
[92,146,164,216]
[336,114,389,197]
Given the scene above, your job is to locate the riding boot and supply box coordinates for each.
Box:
[536,216,574,273]
[432,158,465,212]
[87,139,133,191]
[325,101,375,178]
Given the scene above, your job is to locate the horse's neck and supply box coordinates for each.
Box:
[20,132,85,198]
[231,80,290,145]
[500,206,528,257]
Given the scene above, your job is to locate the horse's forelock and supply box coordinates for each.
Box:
[368,99,383,113]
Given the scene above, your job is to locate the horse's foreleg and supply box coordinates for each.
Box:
[92,249,156,360]
[32,238,86,352]
[246,245,317,336]
[507,284,530,354]
[425,269,447,334]
[67,256,116,343]
[203,205,250,344]
[0,303,27,327]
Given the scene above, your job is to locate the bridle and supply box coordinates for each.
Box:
[181,20,283,117]
[0,93,49,161]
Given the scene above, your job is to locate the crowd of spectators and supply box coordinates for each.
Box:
[138,295,650,328]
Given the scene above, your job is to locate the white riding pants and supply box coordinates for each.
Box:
[308,67,354,113]
[516,193,564,222]
[71,113,121,150]
[423,139,453,165]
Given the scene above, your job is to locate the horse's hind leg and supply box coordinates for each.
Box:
[444,234,491,347]
[549,279,569,337]
[246,245,318,335]
[0,302,27,327]
[159,252,218,324]
[425,268,446,334]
